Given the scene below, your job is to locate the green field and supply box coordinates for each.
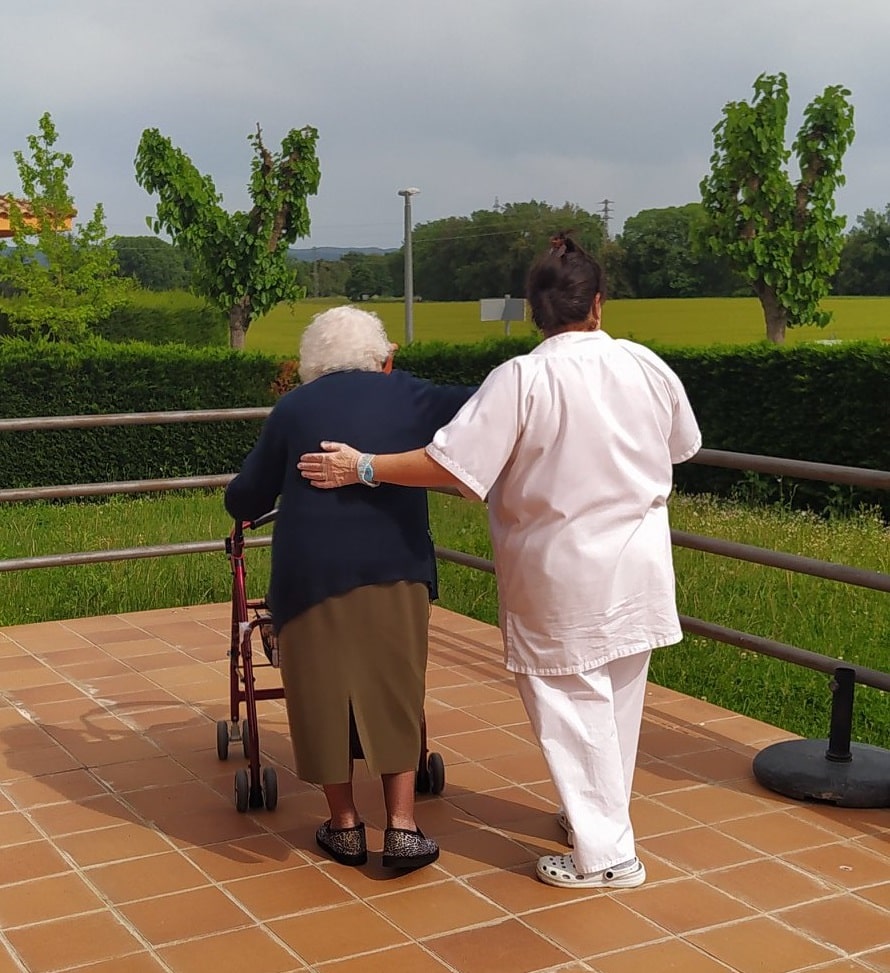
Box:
[242,295,890,355]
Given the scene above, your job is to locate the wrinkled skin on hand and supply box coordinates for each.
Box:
[297,441,362,489]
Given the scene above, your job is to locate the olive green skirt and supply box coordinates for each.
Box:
[277,581,430,784]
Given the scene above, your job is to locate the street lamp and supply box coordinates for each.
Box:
[398,187,420,344]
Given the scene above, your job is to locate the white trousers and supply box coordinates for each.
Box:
[515,650,651,874]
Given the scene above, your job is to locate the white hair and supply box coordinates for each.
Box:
[298,305,392,384]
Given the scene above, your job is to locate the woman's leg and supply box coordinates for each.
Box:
[381,770,418,830]
[516,659,645,874]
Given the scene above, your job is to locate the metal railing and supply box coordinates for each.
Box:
[2,409,888,695]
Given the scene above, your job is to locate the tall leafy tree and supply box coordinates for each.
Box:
[0,112,129,341]
[135,124,320,348]
[700,73,855,343]
[833,205,890,296]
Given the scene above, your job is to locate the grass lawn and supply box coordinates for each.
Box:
[240,295,890,355]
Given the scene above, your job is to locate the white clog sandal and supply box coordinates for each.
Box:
[536,853,646,889]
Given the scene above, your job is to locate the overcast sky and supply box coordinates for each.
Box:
[3,0,888,249]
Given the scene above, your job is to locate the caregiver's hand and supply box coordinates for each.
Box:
[298,441,362,489]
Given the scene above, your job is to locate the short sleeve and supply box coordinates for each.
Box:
[426,359,525,501]
[668,378,702,464]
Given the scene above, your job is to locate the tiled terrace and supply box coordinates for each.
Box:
[0,603,888,973]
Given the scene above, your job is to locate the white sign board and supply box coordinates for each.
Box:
[480,296,526,334]
[480,297,526,321]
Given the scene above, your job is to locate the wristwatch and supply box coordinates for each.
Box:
[357,453,380,487]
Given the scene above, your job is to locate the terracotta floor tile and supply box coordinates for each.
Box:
[0,839,69,886]
[631,764,704,797]
[224,864,355,920]
[447,786,556,828]
[411,795,489,837]
[630,797,700,839]
[704,858,836,911]
[688,916,840,973]
[590,937,739,973]
[856,881,890,911]
[312,857,449,898]
[523,896,666,959]
[182,833,302,882]
[440,727,539,762]
[7,681,87,706]
[56,821,175,867]
[319,943,453,973]
[270,900,409,965]
[436,826,538,876]
[435,760,511,794]
[3,768,108,809]
[0,720,57,752]
[655,783,776,824]
[0,871,105,928]
[122,779,226,821]
[424,917,572,973]
[163,809,267,848]
[426,709,492,737]
[159,926,302,973]
[430,684,514,709]
[87,850,211,903]
[666,747,756,783]
[370,879,506,937]
[477,751,551,784]
[29,793,139,836]
[0,810,41,846]
[640,825,760,873]
[0,945,19,973]
[463,698,530,727]
[6,911,142,972]
[785,841,890,891]
[93,755,195,792]
[718,811,841,857]
[0,743,81,781]
[645,874,763,931]
[64,953,168,973]
[638,726,717,759]
[468,864,601,915]
[859,946,890,972]
[779,894,890,953]
[793,804,890,840]
[118,885,253,946]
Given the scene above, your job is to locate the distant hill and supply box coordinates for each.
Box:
[289,246,397,262]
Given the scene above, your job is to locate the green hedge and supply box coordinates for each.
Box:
[1,336,888,515]
[0,338,279,488]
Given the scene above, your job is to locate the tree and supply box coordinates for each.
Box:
[0,112,129,341]
[619,204,745,298]
[699,73,855,343]
[833,205,890,296]
[411,201,605,301]
[111,235,191,291]
[135,124,320,348]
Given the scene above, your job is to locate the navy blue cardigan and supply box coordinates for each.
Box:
[224,369,475,632]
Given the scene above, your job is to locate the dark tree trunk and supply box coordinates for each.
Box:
[754,283,788,344]
[228,303,250,350]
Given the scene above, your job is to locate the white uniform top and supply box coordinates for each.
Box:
[427,330,702,676]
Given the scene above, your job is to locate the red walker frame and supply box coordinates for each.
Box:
[216,512,446,813]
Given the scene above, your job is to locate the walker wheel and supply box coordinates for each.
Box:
[428,751,446,795]
[234,768,250,813]
[216,720,230,761]
[262,766,278,811]
[241,721,251,760]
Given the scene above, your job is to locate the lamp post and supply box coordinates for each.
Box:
[398,187,420,344]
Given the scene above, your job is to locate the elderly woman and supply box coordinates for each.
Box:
[299,236,701,889]
[225,305,473,870]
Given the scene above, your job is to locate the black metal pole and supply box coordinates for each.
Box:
[825,667,855,762]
